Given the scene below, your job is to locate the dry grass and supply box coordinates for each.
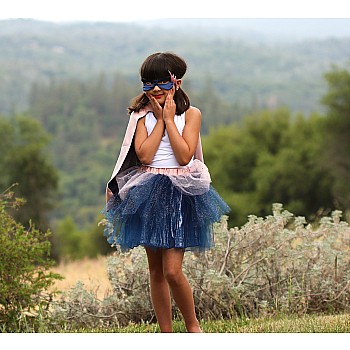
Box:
[51,255,112,299]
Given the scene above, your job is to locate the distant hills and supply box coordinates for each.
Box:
[141,18,350,41]
[1,18,350,116]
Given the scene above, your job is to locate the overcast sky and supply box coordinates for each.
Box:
[0,0,347,22]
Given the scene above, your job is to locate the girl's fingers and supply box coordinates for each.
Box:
[166,87,176,103]
[146,93,163,119]
[147,93,159,108]
[164,89,176,121]
[170,85,176,98]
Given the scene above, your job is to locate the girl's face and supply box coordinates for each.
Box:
[146,84,172,106]
[144,78,181,106]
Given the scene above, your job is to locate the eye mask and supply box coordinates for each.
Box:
[141,77,174,91]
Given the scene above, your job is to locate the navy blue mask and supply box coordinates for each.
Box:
[142,77,174,91]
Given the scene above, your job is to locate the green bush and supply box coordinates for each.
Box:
[0,189,62,332]
[52,215,112,262]
[51,205,350,329]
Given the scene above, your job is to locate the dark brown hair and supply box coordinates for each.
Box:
[128,52,190,115]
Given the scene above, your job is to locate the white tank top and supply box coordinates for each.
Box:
[144,112,194,168]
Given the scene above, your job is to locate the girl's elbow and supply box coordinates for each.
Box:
[177,155,193,166]
[139,156,152,165]
[178,161,189,166]
[137,151,153,165]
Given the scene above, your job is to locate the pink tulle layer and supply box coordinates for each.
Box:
[116,159,212,200]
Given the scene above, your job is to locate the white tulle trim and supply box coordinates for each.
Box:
[116,159,211,200]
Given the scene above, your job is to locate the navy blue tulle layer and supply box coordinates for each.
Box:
[101,174,230,252]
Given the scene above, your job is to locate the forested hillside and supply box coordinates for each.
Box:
[1,19,350,115]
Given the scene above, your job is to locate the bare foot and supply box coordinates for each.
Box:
[186,322,203,333]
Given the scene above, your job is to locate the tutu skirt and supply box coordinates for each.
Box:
[101,160,230,252]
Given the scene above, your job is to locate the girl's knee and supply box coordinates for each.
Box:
[163,267,183,286]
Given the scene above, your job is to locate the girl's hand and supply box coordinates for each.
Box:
[146,93,163,121]
[163,87,176,124]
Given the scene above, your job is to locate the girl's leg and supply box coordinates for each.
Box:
[145,247,172,332]
[162,248,202,333]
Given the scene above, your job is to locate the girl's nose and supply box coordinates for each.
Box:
[152,84,161,91]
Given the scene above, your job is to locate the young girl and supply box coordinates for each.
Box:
[102,52,230,333]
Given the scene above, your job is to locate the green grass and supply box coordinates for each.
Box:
[66,313,350,333]
[5,313,350,333]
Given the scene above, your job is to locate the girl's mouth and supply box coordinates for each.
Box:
[153,95,163,99]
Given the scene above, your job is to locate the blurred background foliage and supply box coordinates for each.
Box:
[1,19,350,261]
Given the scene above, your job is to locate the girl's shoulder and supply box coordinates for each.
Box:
[187,105,201,114]
[185,106,201,121]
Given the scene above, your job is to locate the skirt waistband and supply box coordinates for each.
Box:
[141,166,191,176]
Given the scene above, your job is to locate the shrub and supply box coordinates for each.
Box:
[187,205,350,318]
[0,189,62,332]
[51,204,350,329]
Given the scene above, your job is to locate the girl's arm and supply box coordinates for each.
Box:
[134,116,164,165]
[165,106,201,166]
[134,89,201,166]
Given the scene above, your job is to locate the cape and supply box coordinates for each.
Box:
[105,106,204,202]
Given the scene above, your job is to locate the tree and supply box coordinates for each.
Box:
[203,108,333,226]
[52,215,112,261]
[252,113,333,216]
[321,63,350,209]
[0,115,58,229]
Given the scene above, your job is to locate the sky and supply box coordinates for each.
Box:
[0,0,348,23]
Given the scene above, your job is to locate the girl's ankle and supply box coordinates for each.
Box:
[186,321,202,333]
